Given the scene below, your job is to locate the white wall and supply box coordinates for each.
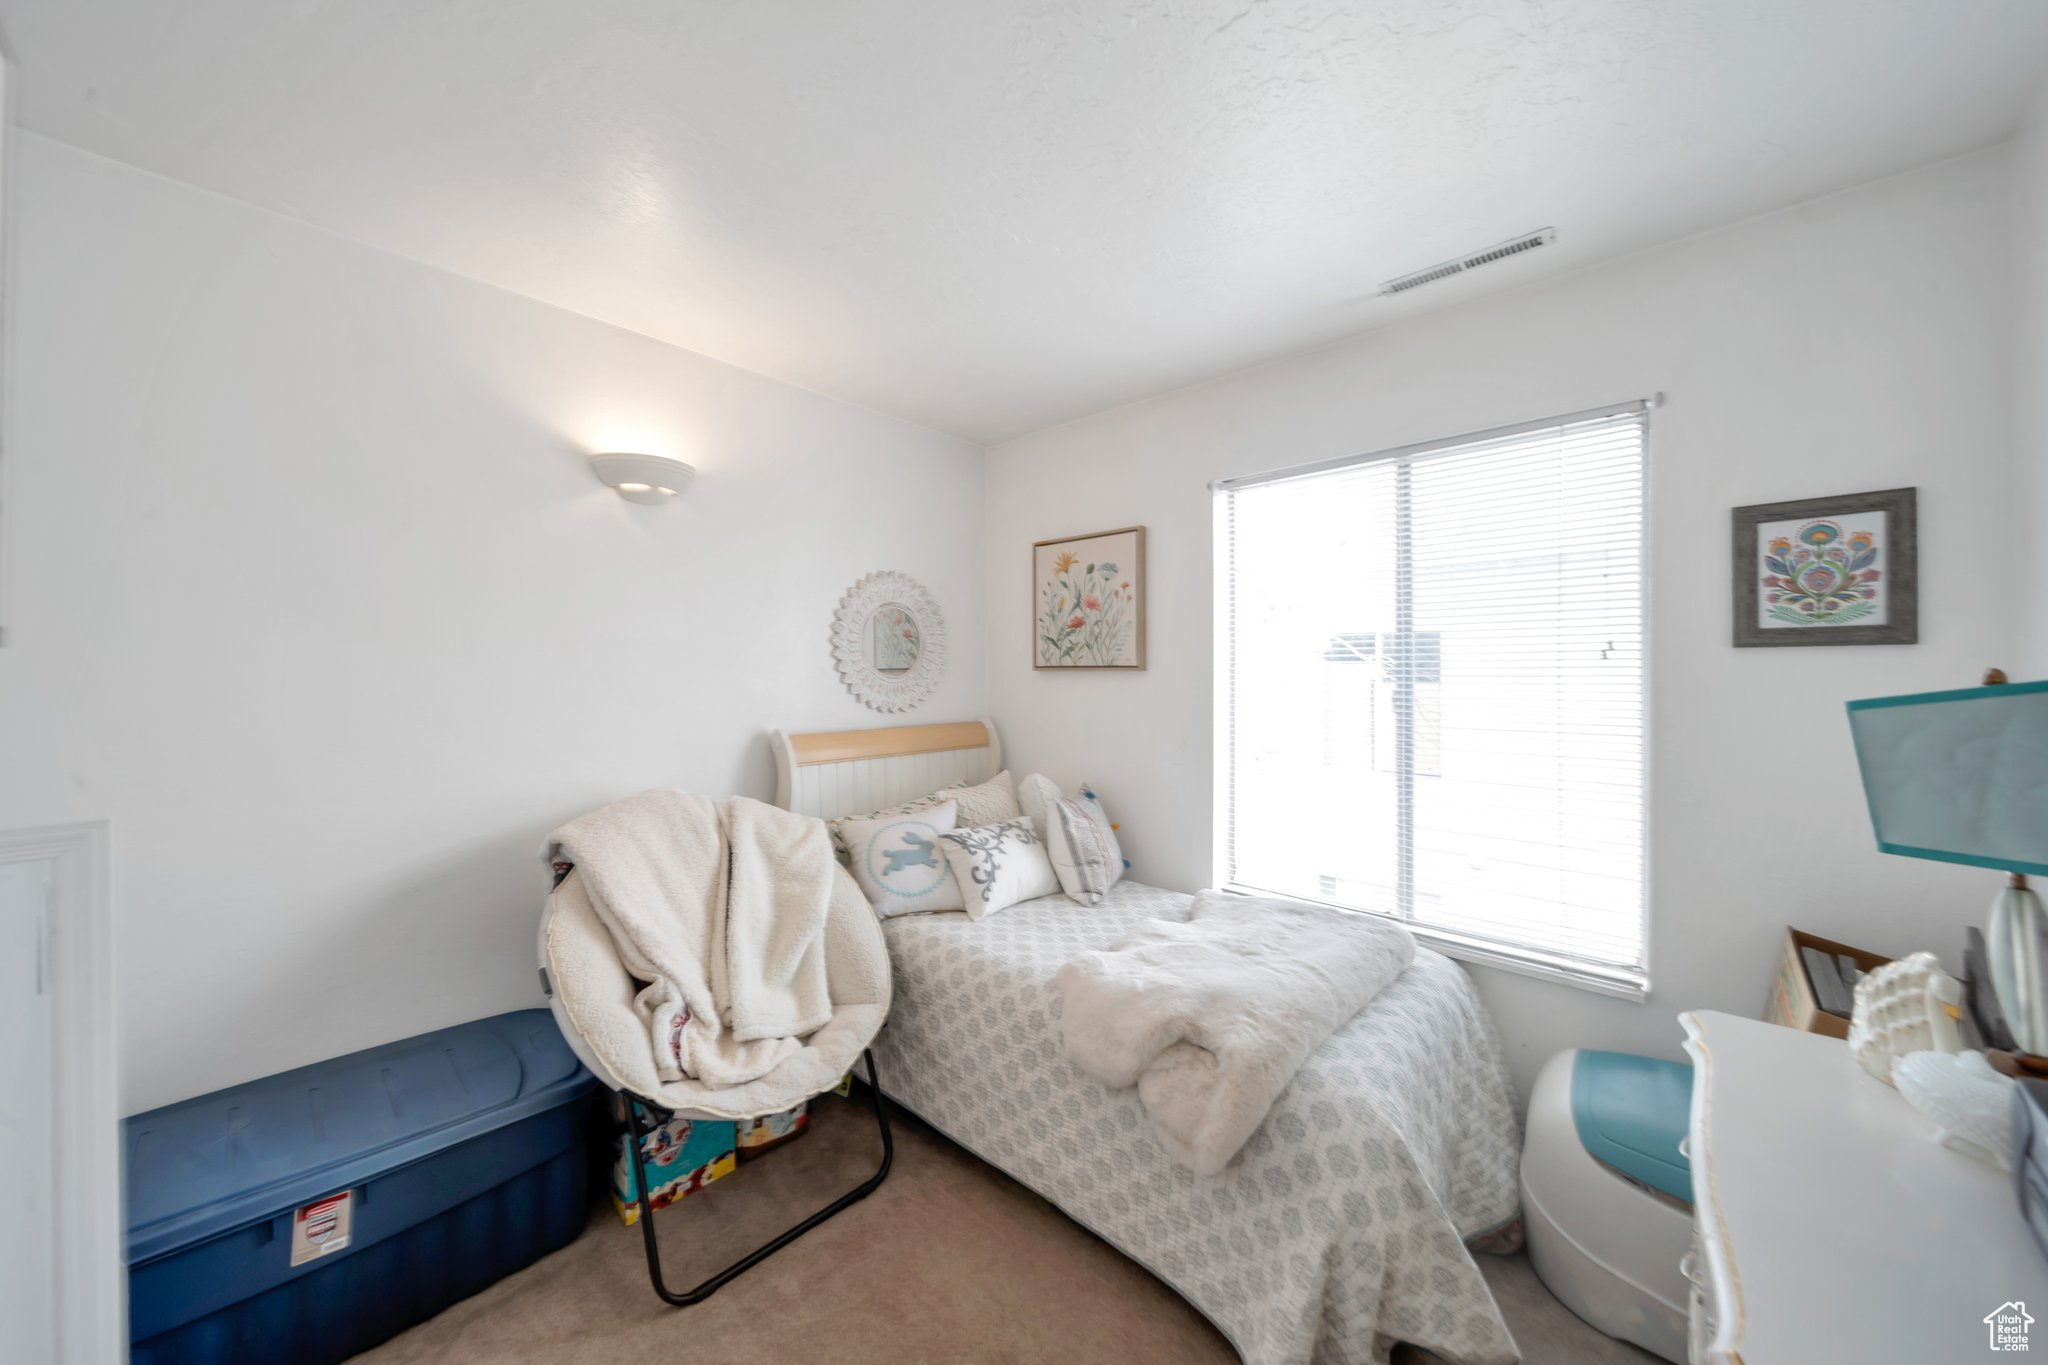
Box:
[986,149,2021,1099]
[1,124,2028,1116]
[0,135,986,1114]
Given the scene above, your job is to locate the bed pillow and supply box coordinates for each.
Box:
[1046,785,1126,906]
[1017,772,1062,838]
[939,816,1059,921]
[934,770,1022,829]
[827,794,944,863]
[838,800,965,919]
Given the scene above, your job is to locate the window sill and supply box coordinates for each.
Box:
[1218,882,1651,1003]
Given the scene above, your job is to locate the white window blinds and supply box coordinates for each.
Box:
[1218,403,1649,995]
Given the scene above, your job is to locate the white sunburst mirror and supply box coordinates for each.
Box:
[832,572,947,713]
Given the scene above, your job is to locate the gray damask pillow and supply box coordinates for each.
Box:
[938,816,1059,921]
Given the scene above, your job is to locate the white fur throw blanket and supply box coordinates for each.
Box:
[545,791,836,1089]
[1054,889,1416,1175]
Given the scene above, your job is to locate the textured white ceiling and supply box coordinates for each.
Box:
[7,1,2048,442]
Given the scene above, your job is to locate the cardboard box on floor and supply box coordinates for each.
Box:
[1765,927,1892,1039]
[735,1100,809,1160]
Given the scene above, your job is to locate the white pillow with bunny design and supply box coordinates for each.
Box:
[838,800,965,919]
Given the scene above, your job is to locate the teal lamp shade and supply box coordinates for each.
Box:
[1846,680,2048,876]
[1848,678,2048,1054]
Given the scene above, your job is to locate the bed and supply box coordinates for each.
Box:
[770,721,1525,1365]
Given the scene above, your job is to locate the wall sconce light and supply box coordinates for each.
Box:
[589,452,697,505]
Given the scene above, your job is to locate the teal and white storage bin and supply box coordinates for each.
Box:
[1521,1048,1694,1365]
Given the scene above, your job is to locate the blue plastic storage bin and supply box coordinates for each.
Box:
[125,1009,599,1365]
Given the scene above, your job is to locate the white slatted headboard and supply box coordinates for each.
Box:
[769,719,1003,819]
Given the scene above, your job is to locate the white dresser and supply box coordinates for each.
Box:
[1680,1010,2048,1363]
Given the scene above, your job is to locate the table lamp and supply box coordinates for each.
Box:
[1846,672,2048,1055]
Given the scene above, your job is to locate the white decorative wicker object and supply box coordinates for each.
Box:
[1847,951,1963,1084]
[1893,1049,2017,1169]
[830,571,947,713]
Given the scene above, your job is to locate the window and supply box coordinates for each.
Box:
[1217,402,1648,996]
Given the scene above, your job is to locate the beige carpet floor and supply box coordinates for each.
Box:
[358,1094,1657,1365]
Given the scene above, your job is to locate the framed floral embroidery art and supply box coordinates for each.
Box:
[1032,526,1145,669]
[1731,487,1916,647]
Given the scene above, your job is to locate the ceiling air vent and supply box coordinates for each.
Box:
[1379,228,1556,296]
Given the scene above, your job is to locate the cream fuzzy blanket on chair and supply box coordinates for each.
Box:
[1054,889,1416,1175]
[545,791,836,1089]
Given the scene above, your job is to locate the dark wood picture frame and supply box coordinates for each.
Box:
[1731,487,1917,647]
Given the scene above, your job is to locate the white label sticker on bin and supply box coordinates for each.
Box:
[290,1191,354,1266]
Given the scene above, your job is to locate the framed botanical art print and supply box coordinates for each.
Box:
[1033,526,1145,670]
[1731,487,1916,647]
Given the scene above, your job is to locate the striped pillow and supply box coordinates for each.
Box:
[1046,785,1125,906]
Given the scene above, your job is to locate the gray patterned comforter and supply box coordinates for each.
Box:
[873,881,1523,1365]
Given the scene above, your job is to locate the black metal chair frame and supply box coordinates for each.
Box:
[620,1048,894,1306]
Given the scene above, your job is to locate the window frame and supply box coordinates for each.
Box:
[1212,398,1654,1001]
